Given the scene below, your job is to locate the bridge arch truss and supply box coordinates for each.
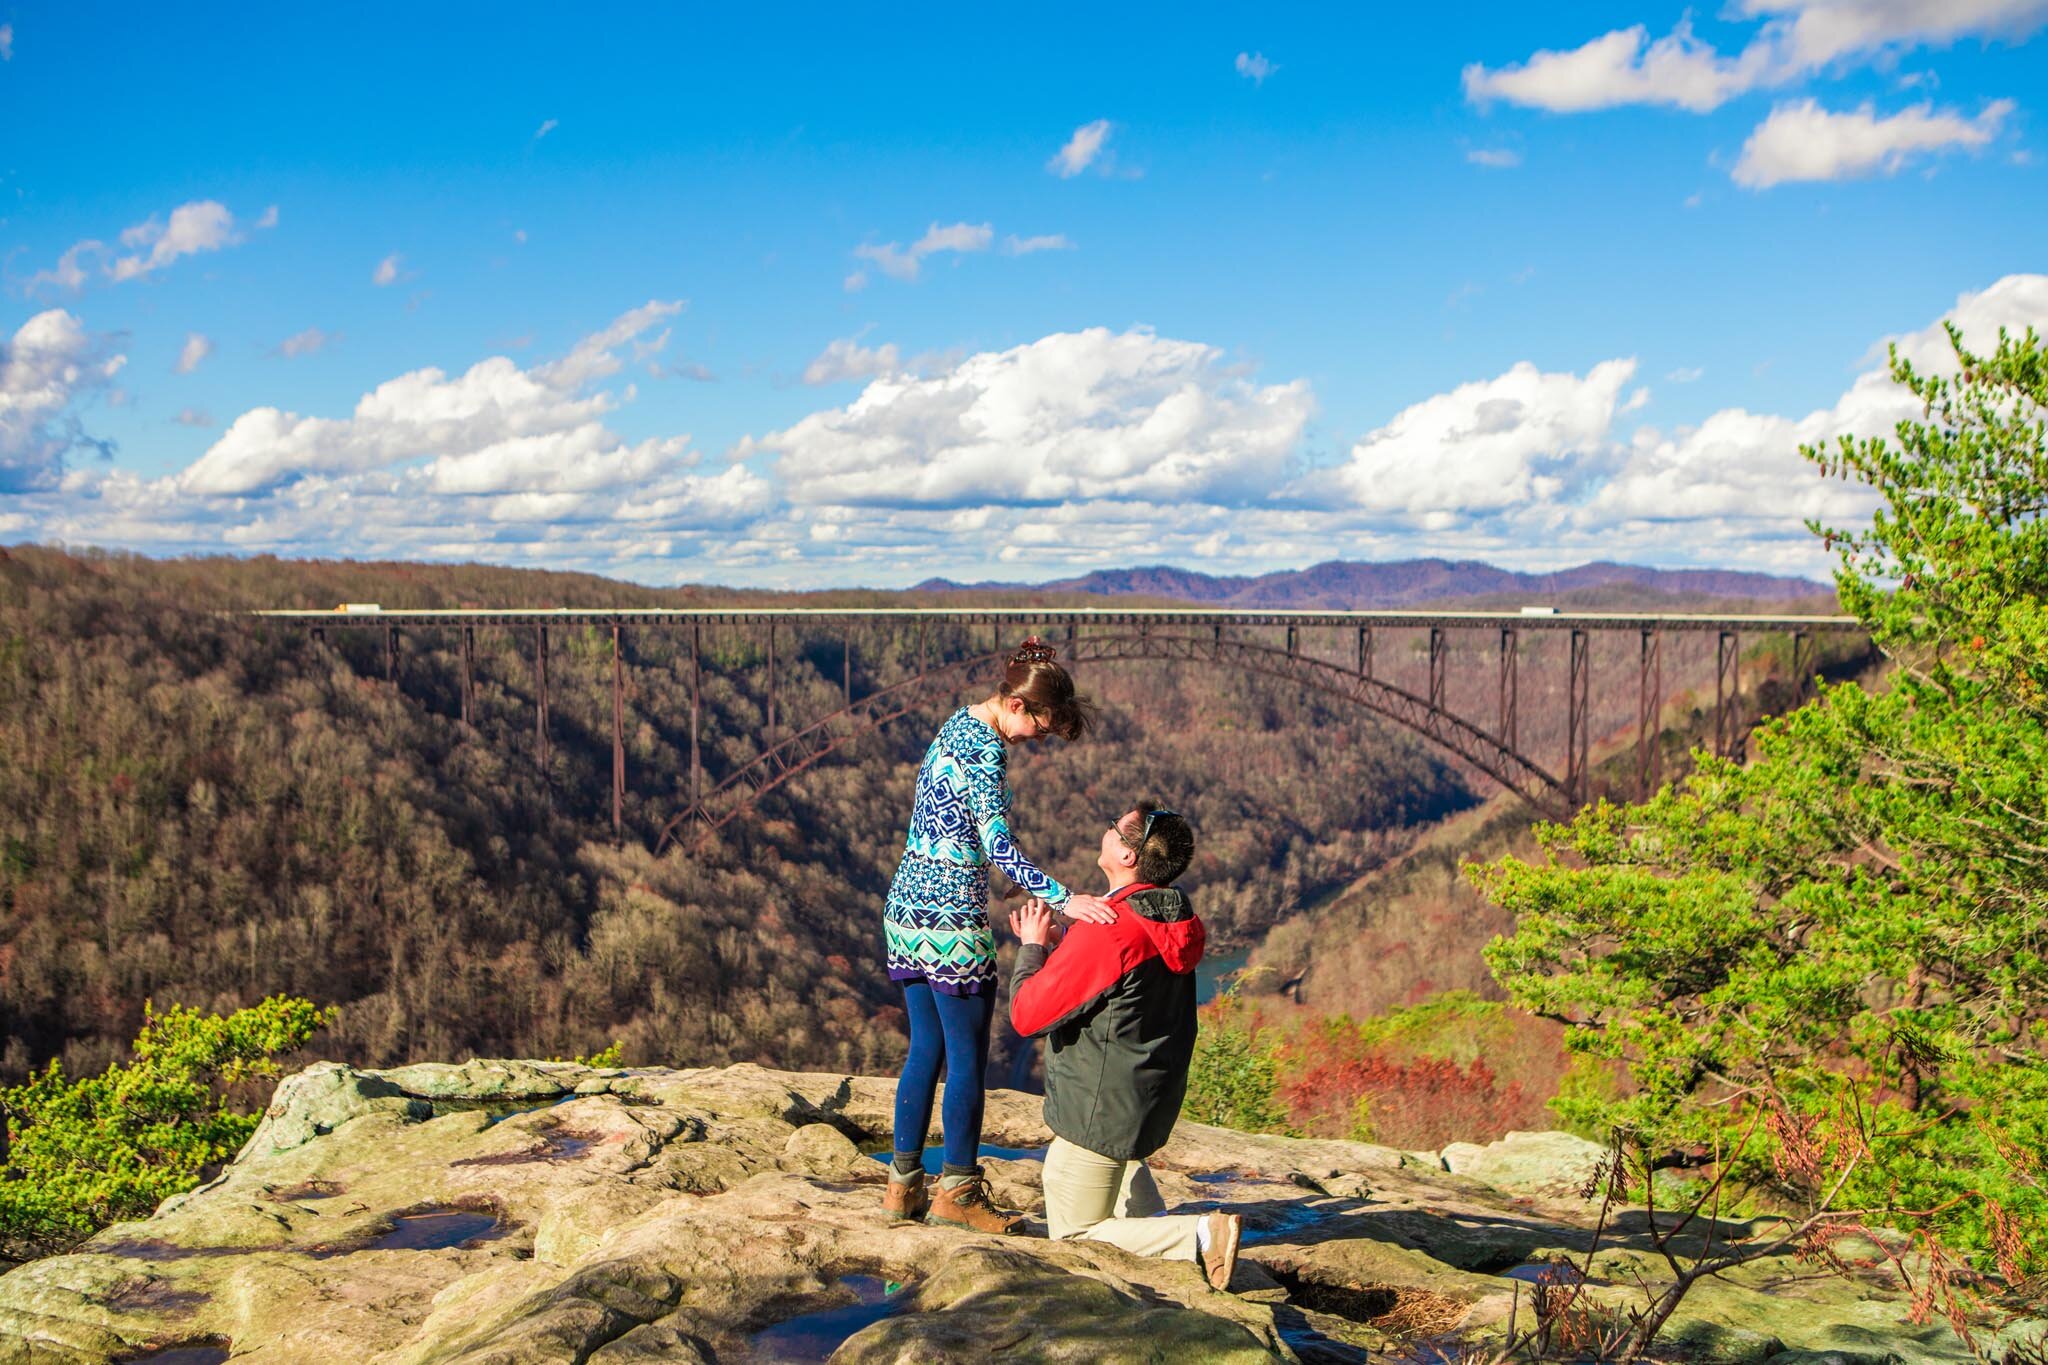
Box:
[249,607,1866,853]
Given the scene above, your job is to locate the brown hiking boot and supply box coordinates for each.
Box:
[1200,1212,1243,1291]
[882,1167,930,1224]
[927,1169,1024,1234]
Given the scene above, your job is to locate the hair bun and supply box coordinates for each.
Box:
[1012,635,1057,665]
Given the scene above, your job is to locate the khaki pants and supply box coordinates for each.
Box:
[1041,1135,1205,1261]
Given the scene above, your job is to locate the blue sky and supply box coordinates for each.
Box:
[2,2,2044,587]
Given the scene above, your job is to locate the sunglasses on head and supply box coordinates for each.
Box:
[1117,807,1180,850]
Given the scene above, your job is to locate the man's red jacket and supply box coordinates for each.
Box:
[1010,882,1206,1161]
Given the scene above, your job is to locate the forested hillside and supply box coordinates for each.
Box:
[0,547,1481,1084]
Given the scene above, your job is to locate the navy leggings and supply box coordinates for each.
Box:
[893,981,997,1173]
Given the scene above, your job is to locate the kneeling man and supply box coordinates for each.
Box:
[1009,803,1243,1290]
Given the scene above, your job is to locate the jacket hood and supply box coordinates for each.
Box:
[1116,885,1206,975]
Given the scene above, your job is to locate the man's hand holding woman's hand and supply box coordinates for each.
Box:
[1010,897,1061,947]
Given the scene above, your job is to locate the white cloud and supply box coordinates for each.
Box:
[109,201,240,282]
[1464,19,1774,113]
[174,408,212,427]
[1737,0,2048,69]
[0,310,126,492]
[372,253,404,286]
[0,24,13,60]
[1003,233,1074,255]
[26,242,102,294]
[1236,52,1275,85]
[848,221,996,286]
[802,337,903,386]
[1321,359,1643,515]
[275,327,334,359]
[184,300,693,498]
[255,205,279,230]
[1048,120,1113,178]
[1667,366,1705,383]
[175,333,213,374]
[534,117,559,140]
[758,327,1314,507]
[1733,98,2013,187]
[13,277,2046,590]
[1467,148,1522,168]
[1465,2,2048,114]
[27,200,262,293]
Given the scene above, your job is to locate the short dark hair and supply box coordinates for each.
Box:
[1123,802,1194,886]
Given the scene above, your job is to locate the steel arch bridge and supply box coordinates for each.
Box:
[248,607,1867,853]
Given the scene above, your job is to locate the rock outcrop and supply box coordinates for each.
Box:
[0,1062,2033,1364]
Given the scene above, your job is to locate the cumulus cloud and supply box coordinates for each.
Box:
[1596,273,2048,523]
[275,327,334,359]
[758,327,1314,508]
[1733,98,2013,187]
[1464,19,1774,112]
[373,253,405,286]
[1467,148,1522,168]
[0,310,126,492]
[1048,120,1113,178]
[1465,1,2048,113]
[182,299,702,500]
[26,200,269,293]
[1235,52,1275,84]
[1739,0,2048,70]
[846,222,1000,288]
[1321,359,1645,516]
[110,201,240,282]
[1003,233,1074,255]
[175,333,213,374]
[802,337,903,386]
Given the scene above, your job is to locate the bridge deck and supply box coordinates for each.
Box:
[247,607,1864,633]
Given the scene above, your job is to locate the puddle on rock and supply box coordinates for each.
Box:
[366,1208,505,1251]
[863,1143,1047,1173]
[1501,1258,1593,1286]
[452,1126,602,1167]
[1183,1196,1352,1246]
[749,1275,912,1362]
[429,1095,574,1126]
[119,1342,229,1365]
[94,1241,252,1262]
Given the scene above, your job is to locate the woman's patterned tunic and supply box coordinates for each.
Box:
[883,708,1071,995]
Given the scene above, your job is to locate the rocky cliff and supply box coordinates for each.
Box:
[0,1062,2030,1364]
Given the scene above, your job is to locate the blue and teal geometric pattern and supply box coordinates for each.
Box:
[884,708,1070,992]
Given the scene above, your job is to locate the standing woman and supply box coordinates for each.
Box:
[882,636,1117,1232]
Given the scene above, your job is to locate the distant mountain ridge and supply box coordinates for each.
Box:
[912,558,1828,608]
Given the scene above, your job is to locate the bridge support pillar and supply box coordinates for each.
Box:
[1357,627,1373,679]
[612,625,625,845]
[1567,628,1590,806]
[385,627,398,685]
[1498,628,1518,749]
[461,626,476,728]
[1638,628,1662,800]
[537,627,552,775]
[842,629,852,707]
[1286,624,1298,656]
[766,620,776,739]
[1428,628,1446,722]
[1716,631,1742,761]
[690,624,703,811]
[1793,630,1816,704]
